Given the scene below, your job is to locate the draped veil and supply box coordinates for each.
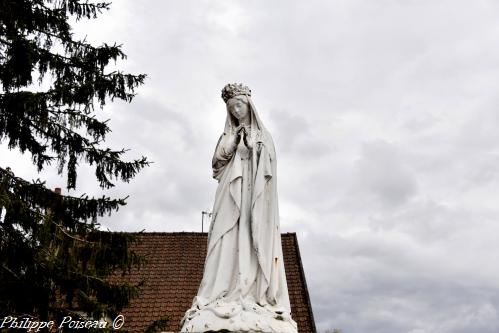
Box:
[181,93,297,333]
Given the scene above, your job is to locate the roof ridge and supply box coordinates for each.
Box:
[292,233,318,333]
[129,231,208,235]
[118,231,297,235]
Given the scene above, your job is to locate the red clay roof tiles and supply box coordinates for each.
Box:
[115,232,316,333]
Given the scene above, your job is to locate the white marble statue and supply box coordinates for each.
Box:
[180,84,298,333]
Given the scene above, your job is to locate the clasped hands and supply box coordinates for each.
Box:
[226,124,255,151]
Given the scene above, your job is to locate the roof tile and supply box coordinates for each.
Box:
[113,232,316,333]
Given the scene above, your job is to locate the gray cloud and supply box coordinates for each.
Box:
[354,141,418,207]
[3,1,499,332]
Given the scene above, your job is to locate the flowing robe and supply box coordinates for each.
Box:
[181,98,296,332]
[182,97,296,333]
[201,132,289,307]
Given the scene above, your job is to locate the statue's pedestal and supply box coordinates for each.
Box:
[181,299,298,333]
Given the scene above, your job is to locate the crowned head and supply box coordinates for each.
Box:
[221,83,251,103]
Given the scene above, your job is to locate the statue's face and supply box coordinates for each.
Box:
[226,96,249,121]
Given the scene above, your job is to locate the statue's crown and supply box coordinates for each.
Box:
[221,83,251,103]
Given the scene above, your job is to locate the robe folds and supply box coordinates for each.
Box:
[180,96,297,333]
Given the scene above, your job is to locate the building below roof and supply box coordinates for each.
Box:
[115,232,316,333]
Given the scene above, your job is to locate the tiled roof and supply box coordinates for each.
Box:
[115,232,316,333]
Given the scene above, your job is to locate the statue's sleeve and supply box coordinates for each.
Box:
[212,133,235,180]
[256,131,275,162]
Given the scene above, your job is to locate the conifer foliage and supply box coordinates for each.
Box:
[0,0,149,329]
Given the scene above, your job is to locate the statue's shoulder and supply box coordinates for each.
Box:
[258,130,276,159]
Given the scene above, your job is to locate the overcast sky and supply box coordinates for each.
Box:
[2,1,499,332]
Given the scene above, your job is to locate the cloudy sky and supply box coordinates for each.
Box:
[3,1,499,332]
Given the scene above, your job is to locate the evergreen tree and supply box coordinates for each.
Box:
[0,0,149,330]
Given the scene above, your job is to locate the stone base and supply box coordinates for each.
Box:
[180,299,298,333]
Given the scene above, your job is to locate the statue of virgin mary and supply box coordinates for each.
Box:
[180,83,298,333]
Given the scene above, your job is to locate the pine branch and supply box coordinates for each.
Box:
[47,107,110,143]
[59,0,111,20]
[27,118,149,189]
[53,221,97,244]
[1,263,21,280]
[1,91,149,188]
[0,0,148,323]
[0,167,127,220]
